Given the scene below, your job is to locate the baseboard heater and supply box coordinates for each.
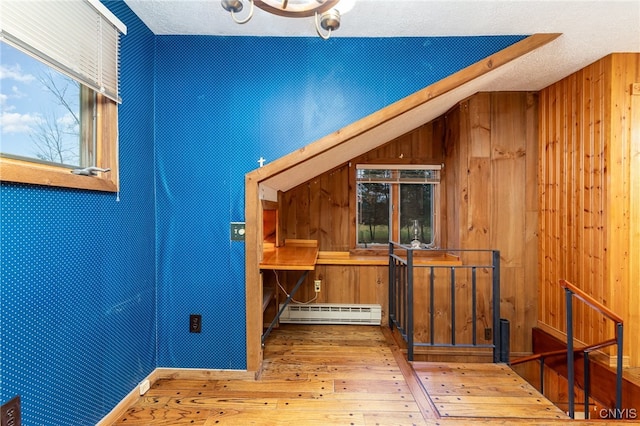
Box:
[278,303,382,325]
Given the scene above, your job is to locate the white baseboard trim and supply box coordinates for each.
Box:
[96,368,255,425]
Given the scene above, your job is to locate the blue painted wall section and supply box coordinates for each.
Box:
[153,35,525,370]
[0,2,156,425]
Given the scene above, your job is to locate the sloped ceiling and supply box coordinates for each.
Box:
[250,33,559,194]
[124,0,640,192]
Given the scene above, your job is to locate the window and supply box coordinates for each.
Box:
[356,164,441,248]
[1,43,96,167]
[0,0,126,192]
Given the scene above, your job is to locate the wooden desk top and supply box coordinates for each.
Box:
[260,239,319,271]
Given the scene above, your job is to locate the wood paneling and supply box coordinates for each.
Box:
[444,92,539,354]
[538,53,640,366]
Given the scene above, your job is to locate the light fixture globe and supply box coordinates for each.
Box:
[315,8,340,39]
[221,0,244,13]
[319,9,340,31]
[221,0,254,24]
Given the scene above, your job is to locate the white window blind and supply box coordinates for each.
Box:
[356,164,442,184]
[0,0,127,103]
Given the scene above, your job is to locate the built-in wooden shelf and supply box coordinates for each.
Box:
[260,239,319,271]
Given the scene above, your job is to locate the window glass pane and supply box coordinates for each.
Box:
[356,169,392,181]
[399,184,433,245]
[357,182,390,245]
[1,42,85,167]
[399,169,440,182]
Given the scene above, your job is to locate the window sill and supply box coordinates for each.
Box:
[318,250,461,266]
[0,158,117,192]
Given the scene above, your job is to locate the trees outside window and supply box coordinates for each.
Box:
[356,166,439,247]
[1,43,95,167]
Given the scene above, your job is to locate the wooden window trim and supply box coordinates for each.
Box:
[0,94,119,192]
[352,164,441,253]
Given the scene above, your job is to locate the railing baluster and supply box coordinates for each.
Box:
[492,250,501,363]
[584,352,590,419]
[388,242,394,328]
[565,287,575,419]
[616,322,624,418]
[450,266,456,346]
[407,248,414,361]
[403,262,407,337]
[430,265,435,345]
[472,266,477,346]
[539,357,545,394]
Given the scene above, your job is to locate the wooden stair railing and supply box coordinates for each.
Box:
[511,279,624,420]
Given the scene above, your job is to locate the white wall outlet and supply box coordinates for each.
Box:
[314,280,321,293]
[139,379,151,395]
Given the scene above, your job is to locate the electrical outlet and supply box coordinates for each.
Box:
[484,328,492,340]
[139,379,151,395]
[190,314,202,333]
[1,395,20,426]
[314,280,321,293]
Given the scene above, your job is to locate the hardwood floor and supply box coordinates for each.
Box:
[414,362,567,421]
[111,325,614,425]
[113,325,430,425]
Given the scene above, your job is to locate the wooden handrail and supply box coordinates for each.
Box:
[512,279,624,420]
[560,279,624,324]
[510,338,618,366]
[510,349,568,366]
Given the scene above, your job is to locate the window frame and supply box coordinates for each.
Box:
[354,164,441,250]
[0,94,119,192]
[0,0,124,192]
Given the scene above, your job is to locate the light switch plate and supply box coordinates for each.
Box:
[230,222,246,241]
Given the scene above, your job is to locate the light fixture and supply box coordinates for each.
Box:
[221,0,348,39]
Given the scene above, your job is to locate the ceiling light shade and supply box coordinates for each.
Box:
[255,0,339,17]
[315,9,340,40]
[221,0,346,39]
[221,0,254,24]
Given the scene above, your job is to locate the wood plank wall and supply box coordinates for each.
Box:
[538,53,640,367]
[444,92,539,355]
[276,93,538,356]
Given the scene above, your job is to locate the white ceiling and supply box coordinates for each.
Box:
[123,0,640,192]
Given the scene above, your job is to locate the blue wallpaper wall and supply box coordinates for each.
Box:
[1,1,525,421]
[0,2,156,425]
[153,35,525,370]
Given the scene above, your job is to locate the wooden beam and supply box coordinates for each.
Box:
[245,172,263,372]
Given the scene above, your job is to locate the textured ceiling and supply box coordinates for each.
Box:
[125,0,640,91]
